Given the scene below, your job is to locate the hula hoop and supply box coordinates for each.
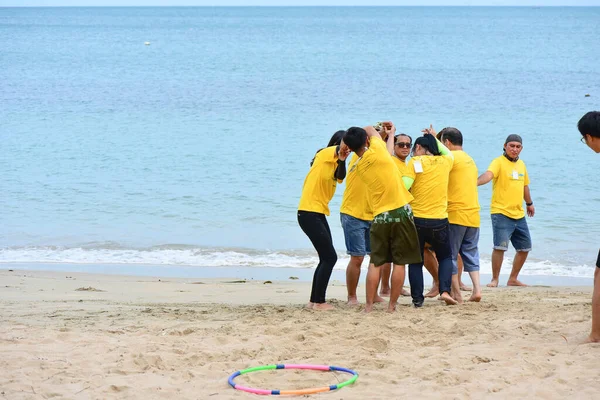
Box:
[227,364,358,395]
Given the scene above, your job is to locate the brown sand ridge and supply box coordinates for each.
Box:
[0,269,598,399]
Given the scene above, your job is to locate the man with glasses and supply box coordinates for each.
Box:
[477,134,535,287]
[577,111,600,343]
[378,134,414,298]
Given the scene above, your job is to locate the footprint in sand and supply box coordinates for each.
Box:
[362,337,389,353]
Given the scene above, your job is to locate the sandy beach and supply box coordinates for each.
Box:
[0,268,598,400]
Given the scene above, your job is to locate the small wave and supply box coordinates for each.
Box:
[0,245,595,278]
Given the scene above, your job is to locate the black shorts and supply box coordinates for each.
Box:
[596,249,600,268]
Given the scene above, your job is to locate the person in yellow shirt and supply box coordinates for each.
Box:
[404,127,457,307]
[577,111,600,343]
[340,151,375,306]
[439,127,482,303]
[343,122,421,313]
[477,134,535,288]
[378,133,413,298]
[298,130,350,311]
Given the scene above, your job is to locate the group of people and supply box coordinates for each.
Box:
[297,110,600,343]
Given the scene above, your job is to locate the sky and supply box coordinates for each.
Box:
[1,0,599,6]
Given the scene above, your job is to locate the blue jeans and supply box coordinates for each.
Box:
[340,213,371,257]
[491,213,532,252]
[448,224,480,274]
[408,217,453,306]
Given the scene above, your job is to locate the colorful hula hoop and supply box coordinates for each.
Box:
[227,364,358,395]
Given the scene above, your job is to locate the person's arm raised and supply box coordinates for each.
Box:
[382,121,397,156]
[334,141,350,181]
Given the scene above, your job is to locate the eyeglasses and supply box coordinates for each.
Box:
[581,135,587,144]
[395,143,412,149]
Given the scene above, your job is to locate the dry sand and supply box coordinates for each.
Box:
[0,268,598,399]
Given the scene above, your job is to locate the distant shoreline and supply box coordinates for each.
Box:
[2,262,594,286]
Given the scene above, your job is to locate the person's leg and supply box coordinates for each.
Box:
[458,256,471,291]
[432,221,457,306]
[366,217,391,313]
[408,219,428,307]
[380,263,391,296]
[341,214,369,305]
[423,248,439,298]
[507,217,532,287]
[310,214,338,309]
[586,263,600,343]
[448,223,466,304]
[460,227,482,302]
[346,255,364,305]
[387,264,406,312]
[298,211,337,309]
[390,207,423,311]
[488,214,512,287]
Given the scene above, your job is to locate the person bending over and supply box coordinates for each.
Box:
[577,111,600,343]
[298,130,350,310]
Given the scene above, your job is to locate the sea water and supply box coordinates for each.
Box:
[1,6,599,278]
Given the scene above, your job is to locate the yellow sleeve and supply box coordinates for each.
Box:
[524,166,530,185]
[488,158,501,178]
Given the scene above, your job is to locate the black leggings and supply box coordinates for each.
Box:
[297,211,338,304]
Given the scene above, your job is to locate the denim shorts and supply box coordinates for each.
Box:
[340,213,371,256]
[491,213,532,252]
[448,224,480,274]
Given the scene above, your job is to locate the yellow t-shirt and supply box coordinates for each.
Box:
[487,155,530,219]
[447,150,480,227]
[340,153,373,221]
[392,156,410,177]
[354,137,413,217]
[405,154,453,219]
[298,146,339,215]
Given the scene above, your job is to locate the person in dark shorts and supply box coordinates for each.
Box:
[577,111,600,343]
[298,131,350,311]
[343,122,421,313]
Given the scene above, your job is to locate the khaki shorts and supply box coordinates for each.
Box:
[370,205,422,267]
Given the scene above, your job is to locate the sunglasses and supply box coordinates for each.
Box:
[395,143,412,148]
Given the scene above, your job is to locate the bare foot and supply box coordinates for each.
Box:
[379,288,391,297]
[347,297,360,306]
[401,289,411,297]
[440,292,458,305]
[582,335,600,344]
[386,303,397,313]
[460,283,472,291]
[468,292,482,302]
[374,295,386,303]
[487,279,499,288]
[424,286,439,298]
[452,293,464,304]
[313,303,335,311]
[507,279,528,287]
[364,304,374,313]
[305,302,314,309]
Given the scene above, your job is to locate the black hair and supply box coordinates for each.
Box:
[394,133,412,144]
[310,130,347,166]
[578,111,600,138]
[328,130,346,147]
[439,127,463,146]
[343,127,368,153]
[413,135,440,156]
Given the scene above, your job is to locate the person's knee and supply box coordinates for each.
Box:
[348,255,364,268]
